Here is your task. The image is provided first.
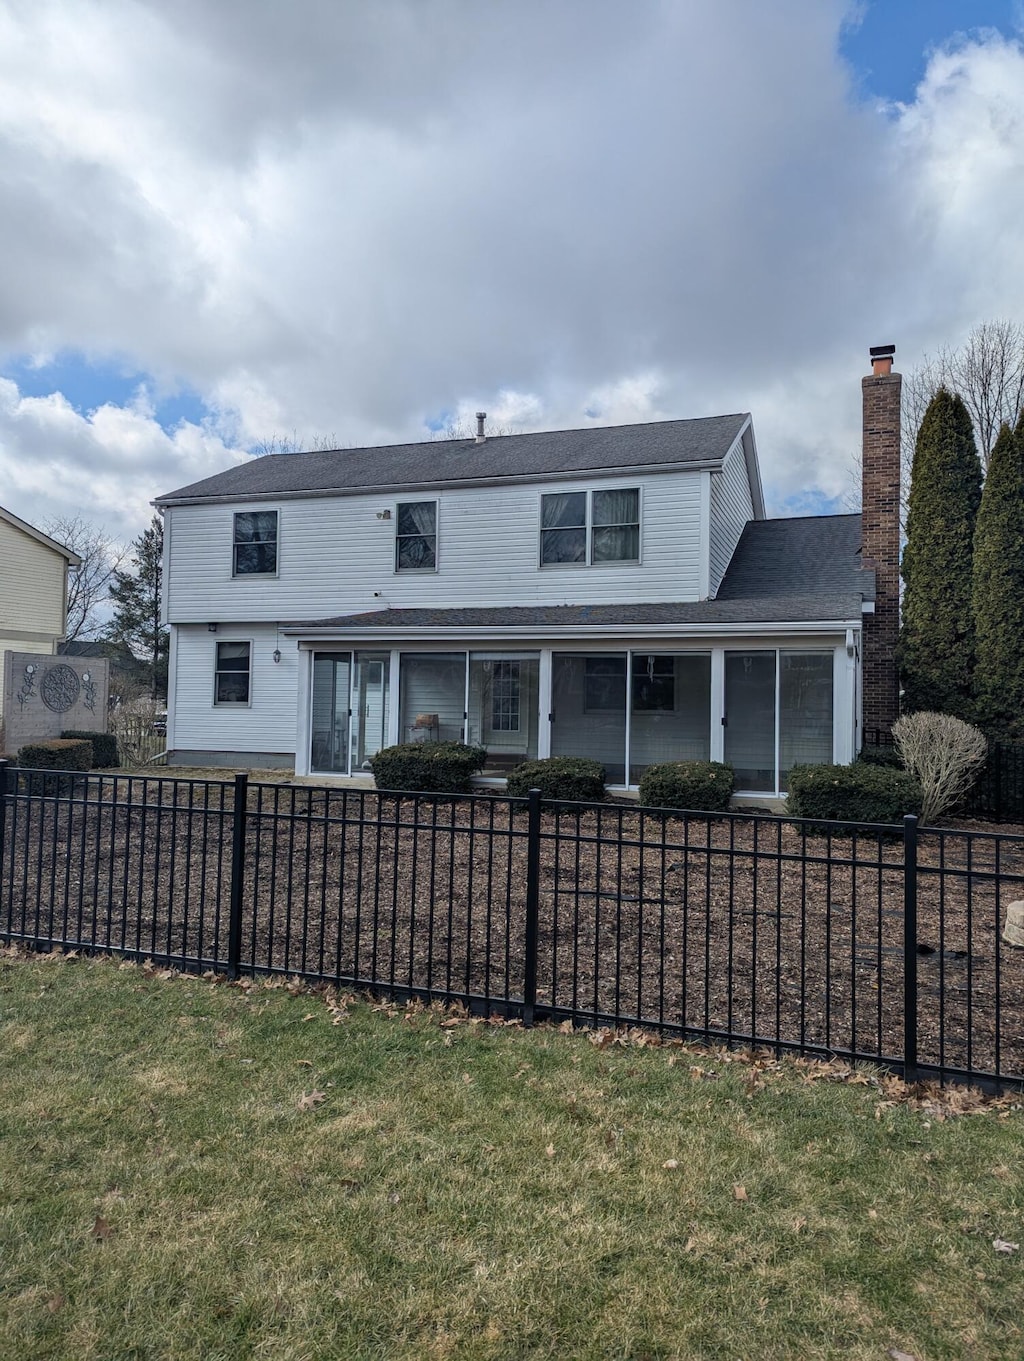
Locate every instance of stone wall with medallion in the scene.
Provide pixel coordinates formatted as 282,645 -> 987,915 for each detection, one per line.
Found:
2,651 -> 109,752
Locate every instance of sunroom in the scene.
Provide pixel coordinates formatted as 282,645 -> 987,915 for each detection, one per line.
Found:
286,614 -> 860,800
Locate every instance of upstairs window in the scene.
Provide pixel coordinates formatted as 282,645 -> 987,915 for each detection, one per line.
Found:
541,489 -> 639,566
233,511 -> 278,575
396,501 -> 437,571
215,641 -> 251,705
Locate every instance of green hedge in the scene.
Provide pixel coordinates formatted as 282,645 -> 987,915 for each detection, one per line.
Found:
17,739 -> 93,772
505,757 -> 606,803
786,761 -> 923,826
62,729 -> 119,768
369,741 -> 486,794
638,760 -> 734,813
16,739 -> 93,796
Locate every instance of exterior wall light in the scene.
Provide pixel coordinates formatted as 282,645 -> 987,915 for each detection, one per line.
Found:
273,649 -> 282,664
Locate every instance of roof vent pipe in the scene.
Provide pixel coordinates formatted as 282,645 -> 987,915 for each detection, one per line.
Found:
475,412 -> 486,444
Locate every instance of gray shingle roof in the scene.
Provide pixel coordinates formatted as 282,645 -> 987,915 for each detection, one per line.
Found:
716,513 -> 870,601
156,414 -> 751,504
281,513 -> 870,633
282,594 -> 866,632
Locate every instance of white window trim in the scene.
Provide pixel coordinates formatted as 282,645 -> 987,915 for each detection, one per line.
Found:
394,499 -> 439,574
213,637 -> 254,707
231,509 -> 280,580
538,487 -> 642,569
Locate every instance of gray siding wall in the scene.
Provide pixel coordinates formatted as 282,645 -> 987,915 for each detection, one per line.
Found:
708,441 -> 754,597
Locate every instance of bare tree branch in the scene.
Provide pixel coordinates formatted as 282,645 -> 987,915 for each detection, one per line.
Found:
44,515 -> 128,643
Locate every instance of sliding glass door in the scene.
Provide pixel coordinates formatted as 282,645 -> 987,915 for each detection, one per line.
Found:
725,650 -> 834,794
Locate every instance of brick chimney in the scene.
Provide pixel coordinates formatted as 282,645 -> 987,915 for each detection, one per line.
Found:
861,344 -> 901,739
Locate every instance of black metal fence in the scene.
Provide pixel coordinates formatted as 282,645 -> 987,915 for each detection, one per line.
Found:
863,728 -> 1024,823
2,761 -> 1023,1089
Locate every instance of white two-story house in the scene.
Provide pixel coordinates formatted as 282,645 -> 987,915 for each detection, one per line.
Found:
156,351 -> 902,798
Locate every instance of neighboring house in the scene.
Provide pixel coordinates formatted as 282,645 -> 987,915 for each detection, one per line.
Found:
154,349 -> 901,800
0,505 -> 81,723
58,640 -> 151,704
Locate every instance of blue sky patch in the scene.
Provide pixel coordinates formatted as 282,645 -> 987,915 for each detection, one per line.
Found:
840,0 -> 1021,104
1,351 -> 209,432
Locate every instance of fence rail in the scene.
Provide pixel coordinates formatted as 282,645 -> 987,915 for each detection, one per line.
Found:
2,760 -> 1023,1089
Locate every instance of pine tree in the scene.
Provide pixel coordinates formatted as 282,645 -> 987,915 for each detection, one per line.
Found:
972,416 -> 1024,735
106,515 -> 168,700
898,388 -> 982,718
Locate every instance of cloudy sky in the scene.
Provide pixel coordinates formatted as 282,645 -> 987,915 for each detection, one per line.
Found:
1,0 -> 1023,545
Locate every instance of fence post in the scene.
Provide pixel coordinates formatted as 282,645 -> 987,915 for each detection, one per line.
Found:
903,813 -> 919,1084
522,787 -> 542,1027
0,760 -> 8,926
226,772 -> 249,980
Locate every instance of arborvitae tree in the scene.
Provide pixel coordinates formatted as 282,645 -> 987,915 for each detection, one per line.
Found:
899,388 -> 983,718
972,416 -> 1024,735
106,515 -> 168,700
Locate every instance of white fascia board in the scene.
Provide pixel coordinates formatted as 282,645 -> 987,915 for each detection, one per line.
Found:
287,619 -> 862,646
153,459 -> 726,509
735,417 -> 766,521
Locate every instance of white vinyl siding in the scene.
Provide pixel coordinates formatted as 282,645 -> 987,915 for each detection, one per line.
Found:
162,471 -> 704,623
169,624 -> 299,752
708,440 -> 754,597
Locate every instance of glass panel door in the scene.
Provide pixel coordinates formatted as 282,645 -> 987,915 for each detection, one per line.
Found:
724,652 -> 777,792
311,653 -> 352,773
468,652 -> 540,773
779,652 -> 833,790
399,653 -> 467,745
551,653 -> 626,784
351,652 -> 391,772
628,653 -> 712,784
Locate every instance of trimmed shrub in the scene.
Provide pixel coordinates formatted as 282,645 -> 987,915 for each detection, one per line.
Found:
786,761 -> 923,826
369,741 -> 486,794
505,757 -> 606,803
856,744 -> 902,769
638,760 -> 734,813
17,739 -> 93,772
16,739 -> 93,797
62,729 -> 120,768
893,711 -> 988,824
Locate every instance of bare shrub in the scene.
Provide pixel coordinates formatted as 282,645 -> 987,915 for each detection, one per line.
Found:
109,697 -> 167,767
892,711 -> 988,824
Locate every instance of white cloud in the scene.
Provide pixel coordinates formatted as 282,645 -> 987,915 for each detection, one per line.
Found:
0,4 -> 1022,533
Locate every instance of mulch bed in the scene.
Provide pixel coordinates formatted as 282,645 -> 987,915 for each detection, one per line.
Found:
3,775 -> 1023,1082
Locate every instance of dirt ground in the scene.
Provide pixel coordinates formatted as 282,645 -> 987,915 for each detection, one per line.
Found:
3,769 -> 1023,1082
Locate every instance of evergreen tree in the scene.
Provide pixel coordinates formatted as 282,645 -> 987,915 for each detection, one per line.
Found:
899,388 -> 982,718
972,416 -> 1024,735
106,515 -> 168,700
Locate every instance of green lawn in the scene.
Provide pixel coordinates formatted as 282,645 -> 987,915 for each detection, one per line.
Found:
0,952 -> 1021,1360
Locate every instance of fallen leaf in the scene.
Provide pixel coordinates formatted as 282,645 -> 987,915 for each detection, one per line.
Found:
887,1350 -> 918,1361
868,1209 -> 879,1220
993,1238 -> 1019,1254
662,1159 -> 679,1170
91,1215 -> 112,1240
733,1184 -> 748,1202
545,1144 -> 555,1159
301,1013 -> 316,1022
791,1216 -> 807,1233
388,1192 -> 401,1205
45,1294 -> 65,1313
295,1059 -> 313,1068
558,1019 -> 574,1034
682,1236 -> 696,1253
462,1072 -> 473,1085
297,1089 -> 325,1111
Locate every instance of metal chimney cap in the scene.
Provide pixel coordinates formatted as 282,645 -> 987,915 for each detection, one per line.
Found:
475,412 -> 487,443
869,344 -> 896,358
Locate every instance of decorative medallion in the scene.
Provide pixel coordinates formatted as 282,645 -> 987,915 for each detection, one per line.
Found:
40,664 -> 81,714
